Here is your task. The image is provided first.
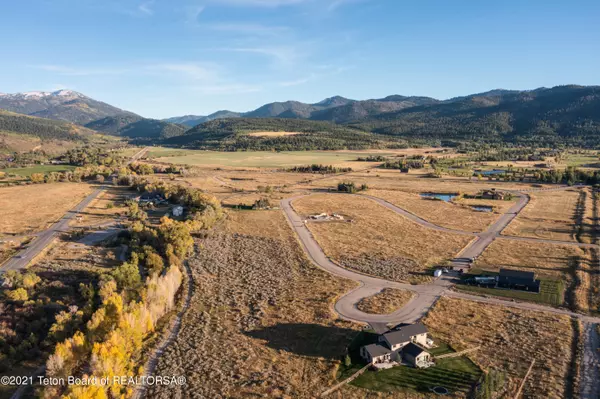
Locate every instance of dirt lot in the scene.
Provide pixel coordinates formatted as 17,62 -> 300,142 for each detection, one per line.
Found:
424,297 -> 576,399
504,189 -> 590,242
147,210 -> 360,399
356,288 -> 415,315
293,194 -> 472,283
0,183 -> 94,236
366,189 -> 511,232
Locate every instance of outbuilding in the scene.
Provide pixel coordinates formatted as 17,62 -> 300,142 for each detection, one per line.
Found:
497,269 -> 540,292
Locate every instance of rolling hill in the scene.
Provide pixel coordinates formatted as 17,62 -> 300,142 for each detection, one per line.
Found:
0,109 -> 98,155
351,85 -> 600,146
163,118 -> 404,151
164,110 -> 243,127
0,90 -> 132,125
86,115 -> 187,140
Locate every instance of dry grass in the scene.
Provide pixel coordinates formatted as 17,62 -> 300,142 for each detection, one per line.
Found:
247,131 -> 302,137
71,186 -> 130,227
356,288 -> 414,314
0,183 -> 94,236
147,210 -> 360,399
0,236 -> 32,265
307,170 -> 551,193
475,238 -> 595,311
476,238 -> 584,278
293,194 -> 472,282
504,189 -> 588,242
367,189 -> 511,232
424,297 -> 575,399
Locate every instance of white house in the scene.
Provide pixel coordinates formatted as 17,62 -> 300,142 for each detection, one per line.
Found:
360,323 -> 433,368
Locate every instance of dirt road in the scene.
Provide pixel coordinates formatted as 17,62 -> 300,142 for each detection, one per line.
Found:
580,322 -> 600,399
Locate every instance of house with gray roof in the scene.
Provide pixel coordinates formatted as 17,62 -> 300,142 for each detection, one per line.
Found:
360,323 -> 433,368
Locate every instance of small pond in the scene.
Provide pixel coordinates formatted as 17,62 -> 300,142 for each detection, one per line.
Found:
420,193 -> 458,202
475,169 -> 507,176
471,205 -> 493,212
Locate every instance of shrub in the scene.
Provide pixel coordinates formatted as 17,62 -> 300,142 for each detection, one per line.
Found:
6,288 -> 29,301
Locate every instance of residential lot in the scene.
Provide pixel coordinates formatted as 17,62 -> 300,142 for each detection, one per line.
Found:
293,194 -> 472,283
424,297 -> 576,399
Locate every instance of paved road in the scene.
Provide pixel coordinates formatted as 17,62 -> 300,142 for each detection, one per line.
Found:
0,147 -> 149,272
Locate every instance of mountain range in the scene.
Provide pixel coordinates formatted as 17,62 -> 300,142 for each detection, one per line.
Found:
0,85 -> 599,150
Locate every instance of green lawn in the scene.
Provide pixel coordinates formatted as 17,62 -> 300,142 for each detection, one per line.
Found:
456,269 -> 564,306
339,331 -> 482,395
2,164 -> 76,177
564,154 -> 600,167
147,147 -> 398,168
351,357 -> 482,394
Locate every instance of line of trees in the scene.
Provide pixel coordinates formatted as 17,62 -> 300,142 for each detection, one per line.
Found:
286,164 -> 352,174
41,179 -> 223,398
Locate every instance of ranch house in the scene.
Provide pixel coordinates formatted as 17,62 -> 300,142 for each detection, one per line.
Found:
360,323 -> 433,368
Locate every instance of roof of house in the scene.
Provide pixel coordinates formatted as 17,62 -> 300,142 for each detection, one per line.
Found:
499,269 -> 535,281
383,323 -> 428,345
401,342 -> 429,358
364,343 -> 391,358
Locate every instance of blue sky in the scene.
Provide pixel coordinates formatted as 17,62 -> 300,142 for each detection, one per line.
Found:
1,0 -> 599,118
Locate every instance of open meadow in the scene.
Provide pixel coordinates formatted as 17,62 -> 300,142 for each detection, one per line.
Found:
503,188 -> 593,242
292,194 -> 473,282
366,189 -> 513,233
146,146 -> 443,169
0,183 -> 93,237
147,209 -> 360,398
424,297 -> 576,399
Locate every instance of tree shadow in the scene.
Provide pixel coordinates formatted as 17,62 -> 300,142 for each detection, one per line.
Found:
244,323 -> 358,359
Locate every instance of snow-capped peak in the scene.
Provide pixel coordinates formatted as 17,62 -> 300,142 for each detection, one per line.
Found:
52,89 -> 80,97
0,89 -> 84,99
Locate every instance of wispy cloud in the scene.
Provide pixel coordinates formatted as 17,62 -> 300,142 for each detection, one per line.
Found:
277,65 -> 353,87
31,64 -> 128,76
138,1 -> 154,15
225,46 -> 301,65
147,62 -> 261,95
210,0 -> 309,7
205,23 -> 289,36
184,5 -> 205,26
146,63 -> 220,81
192,83 -> 262,95
278,75 -> 314,87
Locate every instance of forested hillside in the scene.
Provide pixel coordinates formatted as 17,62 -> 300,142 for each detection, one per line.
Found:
164,118 -> 406,150
351,85 -> 600,146
86,115 -> 186,140
0,110 -> 95,140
